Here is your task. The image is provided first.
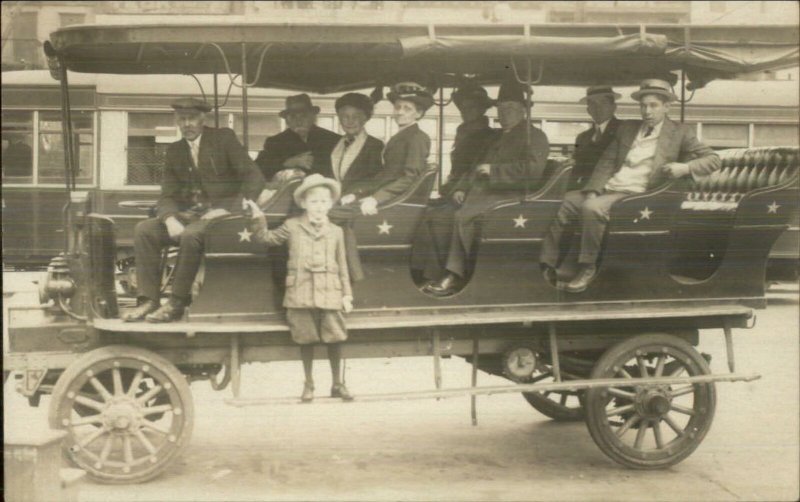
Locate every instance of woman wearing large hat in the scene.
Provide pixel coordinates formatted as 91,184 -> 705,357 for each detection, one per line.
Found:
357,82 -> 433,216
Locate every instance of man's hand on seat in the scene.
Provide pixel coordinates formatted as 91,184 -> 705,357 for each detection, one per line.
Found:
475,163 -> 492,177
452,190 -> 466,205
200,208 -> 231,221
359,196 -> 379,215
662,162 -> 690,179
340,194 -> 357,205
165,216 -> 186,241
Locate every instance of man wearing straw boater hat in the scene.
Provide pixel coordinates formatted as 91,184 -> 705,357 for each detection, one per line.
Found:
122,97 -> 265,323
567,86 -> 622,191
255,93 -> 340,182
540,79 -> 720,293
423,77 -> 550,296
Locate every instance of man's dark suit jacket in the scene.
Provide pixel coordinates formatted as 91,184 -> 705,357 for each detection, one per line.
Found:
255,125 -> 341,181
156,126 -> 265,221
584,118 -> 721,194
338,135 -> 386,199
568,117 -> 620,191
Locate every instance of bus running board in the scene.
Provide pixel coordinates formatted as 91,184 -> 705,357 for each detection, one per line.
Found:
225,372 -> 761,407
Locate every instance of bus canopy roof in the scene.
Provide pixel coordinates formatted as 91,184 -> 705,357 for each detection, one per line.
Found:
47,22 -> 799,93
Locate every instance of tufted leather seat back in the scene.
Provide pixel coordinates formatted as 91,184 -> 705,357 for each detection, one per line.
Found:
682,147 -> 799,211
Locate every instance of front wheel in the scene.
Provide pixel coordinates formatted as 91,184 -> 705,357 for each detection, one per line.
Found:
48,345 -> 194,484
584,334 -> 716,469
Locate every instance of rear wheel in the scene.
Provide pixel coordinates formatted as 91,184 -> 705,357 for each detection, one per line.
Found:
584,334 -> 716,469
48,345 -> 194,484
522,365 -> 585,421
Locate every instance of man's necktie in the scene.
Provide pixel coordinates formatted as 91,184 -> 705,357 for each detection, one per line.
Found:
592,127 -> 601,143
644,126 -> 655,138
344,136 -> 355,149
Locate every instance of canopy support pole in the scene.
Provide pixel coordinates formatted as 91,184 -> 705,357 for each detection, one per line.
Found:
680,70 -> 686,124
57,56 -> 74,254
524,57 -> 533,197
213,72 -> 220,129
470,337 -> 479,426
437,86 -> 445,192
240,43 -> 249,151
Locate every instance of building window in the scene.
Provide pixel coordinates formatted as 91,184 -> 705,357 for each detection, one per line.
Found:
59,13 -> 86,27
38,111 -> 94,185
127,113 -> 177,186
701,123 -> 749,149
753,124 -> 800,147
1,111 -> 34,183
11,12 -> 39,68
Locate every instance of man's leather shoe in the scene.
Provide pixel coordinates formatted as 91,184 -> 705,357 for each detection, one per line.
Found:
331,383 -> 354,401
301,381 -> 314,402
122,299 -> 160,322
565,264 -> 597,293
541,265 -> 558,286
424,273 -> 463,296
145,298 -> 186,323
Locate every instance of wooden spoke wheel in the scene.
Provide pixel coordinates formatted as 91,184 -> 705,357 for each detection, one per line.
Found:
522,365 -> 586,422
584,334 -> 716,469
48,345 -> 194,484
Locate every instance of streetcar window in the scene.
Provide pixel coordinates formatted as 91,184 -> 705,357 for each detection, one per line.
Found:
231,113 -> 281,157
701,123 -> 749,149
542,120 -> 592,152
1,111 -> 34,183
127,113 -> 177,186
363,116 -> 387,140
753,124 -> 799,147
37,110 -> 94,185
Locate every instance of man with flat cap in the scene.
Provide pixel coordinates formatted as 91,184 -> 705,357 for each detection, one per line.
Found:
122,97 -> 265,323
423,79 -> 550,296
540,79 -> 720,293
567,86 -> 622,191
255,93 -> 340,182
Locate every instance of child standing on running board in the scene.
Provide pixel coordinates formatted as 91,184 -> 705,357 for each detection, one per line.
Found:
244,174 -> 354,402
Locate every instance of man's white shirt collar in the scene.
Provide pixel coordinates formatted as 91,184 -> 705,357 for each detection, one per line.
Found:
638,119 -> 664,140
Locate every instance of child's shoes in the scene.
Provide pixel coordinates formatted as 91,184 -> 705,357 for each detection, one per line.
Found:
331,383 -> 354,401
301,381 -> 314,402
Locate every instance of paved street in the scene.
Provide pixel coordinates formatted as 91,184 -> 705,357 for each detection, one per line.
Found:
3,274 -> 798,501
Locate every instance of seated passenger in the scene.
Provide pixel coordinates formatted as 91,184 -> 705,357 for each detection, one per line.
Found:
423,79 -> 550,296
540,79 -> 721,293
255,93 -> 340,182
356,82 -> 433,216
440,82 -> 501,202
567,86 -> 621,191
121,97 -> 265,323
331,92 -> 385,205
410,82 -> 499,284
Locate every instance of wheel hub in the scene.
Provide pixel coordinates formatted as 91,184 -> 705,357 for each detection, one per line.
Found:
634,387 -> 672,419
104,398 -> 141,431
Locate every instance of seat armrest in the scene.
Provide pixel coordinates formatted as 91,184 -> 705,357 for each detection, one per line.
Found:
376,166 -> 438,211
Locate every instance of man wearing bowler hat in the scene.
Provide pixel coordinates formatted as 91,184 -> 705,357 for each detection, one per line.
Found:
122,97 -> 265,323
423,78 -> 550,296
255,93 -> 340,182
567,86 -> 622,191
540,79 -> 720,293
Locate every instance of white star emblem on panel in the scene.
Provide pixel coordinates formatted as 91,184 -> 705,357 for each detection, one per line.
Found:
513,214 -> 528,228
377,220 -> 393,235
238,228 -> 253,242
639,207 -> 653,220
767,201 -> 780,214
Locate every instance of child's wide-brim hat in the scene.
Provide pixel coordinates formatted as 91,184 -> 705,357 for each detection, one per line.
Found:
293,174 -> 341,206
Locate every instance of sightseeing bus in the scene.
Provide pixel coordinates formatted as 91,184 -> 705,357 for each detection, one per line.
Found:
3,69 -> 798,275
